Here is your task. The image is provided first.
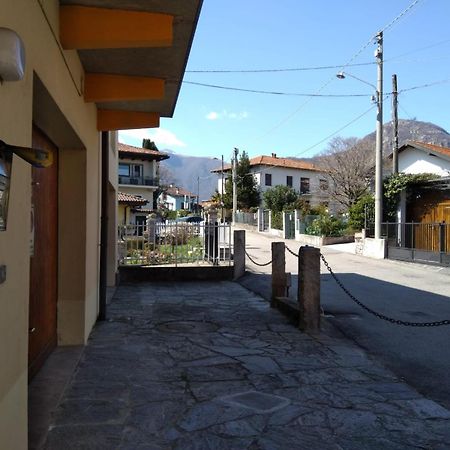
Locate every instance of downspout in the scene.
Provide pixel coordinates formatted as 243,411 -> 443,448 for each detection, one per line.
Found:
98,131 -> 109,321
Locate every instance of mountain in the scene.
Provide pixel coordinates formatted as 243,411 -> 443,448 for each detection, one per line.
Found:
160,150 -> 222,201
160,120 -> 450,201
361,119 -> 450,154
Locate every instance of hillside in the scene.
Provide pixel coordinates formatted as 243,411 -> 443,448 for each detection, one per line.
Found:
160,120 -> 450,201
361,119 -> 450,154
160,150 -> 223,201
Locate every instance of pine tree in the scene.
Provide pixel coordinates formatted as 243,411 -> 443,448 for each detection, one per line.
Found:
142,138 -> 158,151
222,151 -> 260,210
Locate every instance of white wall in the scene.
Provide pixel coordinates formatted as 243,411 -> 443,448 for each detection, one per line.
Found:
219,165 -> 338,212
399,148 -> 450,176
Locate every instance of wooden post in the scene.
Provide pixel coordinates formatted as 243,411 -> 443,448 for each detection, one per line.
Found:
233,230 -> 246,280
298,246 -> 320,333
271,242 -> 286,308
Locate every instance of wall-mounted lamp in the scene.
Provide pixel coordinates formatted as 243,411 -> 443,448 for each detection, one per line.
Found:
0,140 -> 53,231
0,28 -> 25,83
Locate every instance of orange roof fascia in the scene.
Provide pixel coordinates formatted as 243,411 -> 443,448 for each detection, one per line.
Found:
84,74 -> 165,103
97,110 -> 160,131
60,6 -> 173,49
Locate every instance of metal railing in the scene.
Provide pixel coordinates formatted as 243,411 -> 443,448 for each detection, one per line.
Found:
235,211 -> 257,226
118,176 -> 158,186
118,221 -> 232,266
382,222 -> 449,252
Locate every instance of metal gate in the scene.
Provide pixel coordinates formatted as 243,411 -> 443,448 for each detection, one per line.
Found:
284,211 -> 295,239
382,222 -> 450,266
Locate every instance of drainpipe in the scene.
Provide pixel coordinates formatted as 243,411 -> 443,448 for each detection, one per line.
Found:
98,132 -> 109,321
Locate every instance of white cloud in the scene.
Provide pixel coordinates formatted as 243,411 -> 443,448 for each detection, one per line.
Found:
206,111 -> 219,120
205,110 -> 249,121
119,128 -> 186,148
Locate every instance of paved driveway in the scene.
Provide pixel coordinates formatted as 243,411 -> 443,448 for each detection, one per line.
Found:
44,281 -> 450,449
240,229 -> 450,409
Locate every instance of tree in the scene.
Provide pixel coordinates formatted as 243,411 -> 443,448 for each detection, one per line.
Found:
222,151 -> 260,210
142,138 -> 158,151
263,185 -> 299,212
317,136 -> 375,209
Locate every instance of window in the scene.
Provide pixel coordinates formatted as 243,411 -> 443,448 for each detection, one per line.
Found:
265,173 -> 272,186
118,163 -> 130,177
132,164 -> 143,178
300,177 -> 310,194
319,178 -> 329,191
286,176 -> 293,187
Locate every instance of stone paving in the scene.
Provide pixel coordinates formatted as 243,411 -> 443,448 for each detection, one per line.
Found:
45,281 -> 450,449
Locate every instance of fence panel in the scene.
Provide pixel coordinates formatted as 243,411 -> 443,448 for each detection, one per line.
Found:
118,222 -> 232,266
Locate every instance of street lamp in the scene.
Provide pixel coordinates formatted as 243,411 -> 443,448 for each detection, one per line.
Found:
336,31 -> 383,239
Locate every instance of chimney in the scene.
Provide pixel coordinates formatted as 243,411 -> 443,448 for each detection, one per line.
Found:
271,153 -> 277,158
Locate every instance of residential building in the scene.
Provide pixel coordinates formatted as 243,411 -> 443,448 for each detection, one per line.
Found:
118,142 -> 169,211
396,141 -> 450,176
158,185 -> 197,211
0,1 -> 202,447
213,153 -> 338,212
118,192 -> 148,226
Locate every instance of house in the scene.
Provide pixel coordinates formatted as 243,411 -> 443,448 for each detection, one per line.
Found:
118,192 -> 148,226
387,141 -> 450,264
212,153 -> 338,212
396,141 -> 450,176
0,1 -> 202,448
158,185 -> 197,211
118,142 -> 169,210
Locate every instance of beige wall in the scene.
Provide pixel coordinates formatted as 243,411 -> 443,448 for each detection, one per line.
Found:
0,0 -> 115,446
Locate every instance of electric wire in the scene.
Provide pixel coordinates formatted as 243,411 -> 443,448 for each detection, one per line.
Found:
182,81 -> 369,97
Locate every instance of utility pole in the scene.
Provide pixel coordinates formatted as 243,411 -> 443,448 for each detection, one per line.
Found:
197,175 -> 200,213
374,31 -> 383,240
232,147 -> 239,225
221,155 -> 224,222
392,74 -> 399,174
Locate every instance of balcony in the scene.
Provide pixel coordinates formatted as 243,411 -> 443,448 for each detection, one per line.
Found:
119,176 -> 159,187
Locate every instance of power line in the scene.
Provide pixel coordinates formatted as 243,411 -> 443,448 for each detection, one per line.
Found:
185,61 -> 376,74
185,37 -> 450,74
183,80 -> 369,97
183,77 -> 450,98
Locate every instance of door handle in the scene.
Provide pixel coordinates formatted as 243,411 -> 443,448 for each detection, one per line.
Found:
29,327 -> 36,333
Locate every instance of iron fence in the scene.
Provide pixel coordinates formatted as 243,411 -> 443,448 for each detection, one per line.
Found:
118,221 -> 233,266
381,222 -> 449,266
234,211 -> 257,226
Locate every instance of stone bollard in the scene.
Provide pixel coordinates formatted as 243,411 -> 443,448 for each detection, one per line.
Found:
233,230 -> 246,280
271,242 -> 286,308
298,246 -> 321,333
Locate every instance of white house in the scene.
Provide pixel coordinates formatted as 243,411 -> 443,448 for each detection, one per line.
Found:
396,141 -> 450,176
213,153 -> 338,213
118,142 -> 169,209
158,185 -> 197,211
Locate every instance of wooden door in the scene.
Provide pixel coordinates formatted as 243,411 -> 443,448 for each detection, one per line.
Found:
28,128 -> 58,379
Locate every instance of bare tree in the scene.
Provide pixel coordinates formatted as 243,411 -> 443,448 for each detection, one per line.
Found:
318,136 -> 375,209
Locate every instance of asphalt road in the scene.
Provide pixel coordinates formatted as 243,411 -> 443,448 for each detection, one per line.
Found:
239,228 -> 450,409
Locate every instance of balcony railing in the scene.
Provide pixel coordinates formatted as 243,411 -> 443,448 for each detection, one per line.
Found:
119,176 -> 159,186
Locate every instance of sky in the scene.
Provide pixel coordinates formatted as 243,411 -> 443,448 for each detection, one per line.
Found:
119,0 -> 450,164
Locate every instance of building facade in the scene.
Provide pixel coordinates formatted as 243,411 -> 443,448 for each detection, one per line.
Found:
118,142 -> 169,216
158,186 -> 197,211
214,154 -> 338,213
0,1 -> 202,447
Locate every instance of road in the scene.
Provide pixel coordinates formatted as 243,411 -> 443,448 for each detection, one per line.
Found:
238,228 -> 450,409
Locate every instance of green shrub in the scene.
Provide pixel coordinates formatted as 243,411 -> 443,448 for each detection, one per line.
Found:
348,194 -> 374,231
305,214 -> 345,237
271,211 -> 283,230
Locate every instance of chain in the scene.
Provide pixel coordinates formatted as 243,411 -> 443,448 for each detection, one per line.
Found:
320,253 -> 450,327
244,250 -> 273,267
285,245 -> 299,258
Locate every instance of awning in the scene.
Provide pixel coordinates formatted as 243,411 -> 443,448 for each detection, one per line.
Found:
59,0 -> 203,131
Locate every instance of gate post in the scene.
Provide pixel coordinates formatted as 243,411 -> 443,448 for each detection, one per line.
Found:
233,230 -> 246,280
298,246 -> 320,333
271,242 -> 286,308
